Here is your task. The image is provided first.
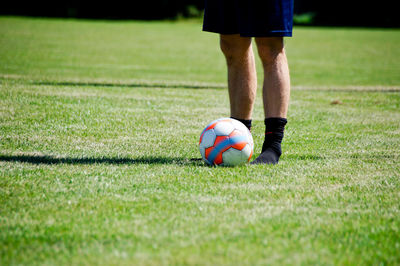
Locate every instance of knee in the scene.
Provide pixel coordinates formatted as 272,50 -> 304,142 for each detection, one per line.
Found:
220,36 -> 252,64
256,37 -> 285,66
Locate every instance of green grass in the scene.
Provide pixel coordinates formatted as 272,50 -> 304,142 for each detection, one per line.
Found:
1,16 -> 400,265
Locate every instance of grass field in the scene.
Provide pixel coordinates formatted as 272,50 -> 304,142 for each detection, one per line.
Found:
1,16 -> 400,265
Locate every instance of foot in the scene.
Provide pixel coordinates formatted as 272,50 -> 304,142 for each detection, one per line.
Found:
250,147 -> 281,165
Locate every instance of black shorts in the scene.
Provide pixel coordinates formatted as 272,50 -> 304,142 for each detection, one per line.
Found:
203,0 -> 294,37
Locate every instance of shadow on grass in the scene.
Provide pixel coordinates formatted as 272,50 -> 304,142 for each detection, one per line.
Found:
0,154 -> 329,166
0,154 -> 204,166
33,81 -> 224,90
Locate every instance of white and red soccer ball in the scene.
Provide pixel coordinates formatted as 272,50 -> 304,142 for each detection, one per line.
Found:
199,118 -> 254,166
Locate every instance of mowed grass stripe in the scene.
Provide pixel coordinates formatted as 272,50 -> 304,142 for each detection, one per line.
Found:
1,81 -> 399,157
1,16 -> 400,86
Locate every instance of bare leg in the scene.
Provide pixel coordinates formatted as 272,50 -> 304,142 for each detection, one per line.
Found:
220,34 -> 257,120
251,37 -> 290,165
255,37 -> 290,118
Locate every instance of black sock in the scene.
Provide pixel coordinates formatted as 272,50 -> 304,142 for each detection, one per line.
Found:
231,117 -> 252,131
251,117 -> 287,165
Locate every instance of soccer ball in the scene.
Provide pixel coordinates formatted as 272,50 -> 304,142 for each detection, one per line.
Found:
199,118 -> 254,166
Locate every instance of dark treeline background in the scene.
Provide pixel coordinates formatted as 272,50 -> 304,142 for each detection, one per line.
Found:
1,0 -> 398,27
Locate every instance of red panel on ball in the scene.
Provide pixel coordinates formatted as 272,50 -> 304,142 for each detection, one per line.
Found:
205,146 -> 213,159
214,145 -> 232,165
228,129 -> 241,138
231,141 -> 247,150
214,135 -> 229,147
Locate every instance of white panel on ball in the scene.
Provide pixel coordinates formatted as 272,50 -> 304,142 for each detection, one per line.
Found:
246,133 -> 254,149
222,148 -> 246,166
201,129 -> 216,148
231,119 -> 248,132
213,121 -> 234,136
241,144 -> 252,161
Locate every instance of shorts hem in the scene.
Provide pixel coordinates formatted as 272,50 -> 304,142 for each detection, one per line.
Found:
203,28 -> 292,37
